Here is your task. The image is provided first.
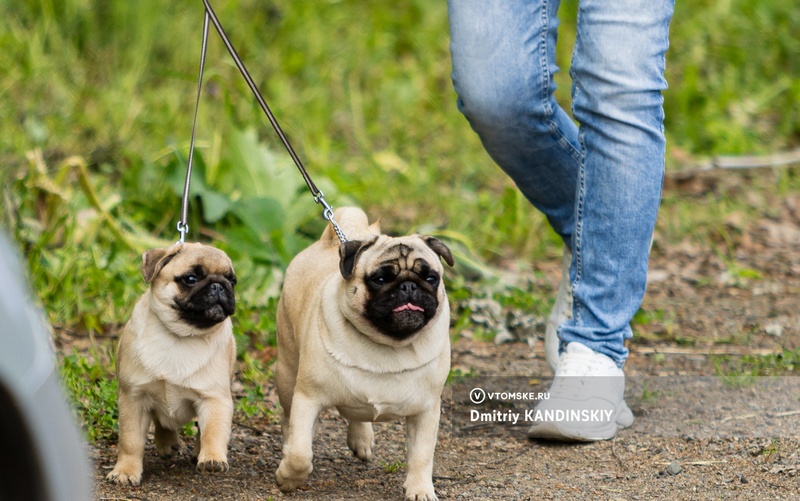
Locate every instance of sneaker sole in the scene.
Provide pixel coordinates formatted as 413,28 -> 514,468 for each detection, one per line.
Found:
526,402 -> 634,442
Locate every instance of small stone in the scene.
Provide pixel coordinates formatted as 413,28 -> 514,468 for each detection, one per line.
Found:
666,461 -> 683,475
765,323 -> 783,338
647,269 -> 669,283
493,328 -> 514,345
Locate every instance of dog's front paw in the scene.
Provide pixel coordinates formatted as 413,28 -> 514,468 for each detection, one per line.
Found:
347,422 -> 374,462
404,478 -> 438,501
196,459 -> 229,474
275,458 -> 313,492
106,463 -> 143,486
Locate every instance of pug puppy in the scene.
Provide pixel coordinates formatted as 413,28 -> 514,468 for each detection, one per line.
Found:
275,207 -> 454,501
106,242 -> 237,486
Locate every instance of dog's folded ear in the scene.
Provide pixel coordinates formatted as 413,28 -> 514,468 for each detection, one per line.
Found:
142,244 -> 183,283
423,236 -> 455,267
339,239 -> 376,279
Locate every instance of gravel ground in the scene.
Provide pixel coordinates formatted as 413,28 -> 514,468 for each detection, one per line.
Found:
91,337 -> 800,500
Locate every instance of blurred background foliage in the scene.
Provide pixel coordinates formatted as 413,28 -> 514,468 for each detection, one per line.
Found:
1,0 -> 798,348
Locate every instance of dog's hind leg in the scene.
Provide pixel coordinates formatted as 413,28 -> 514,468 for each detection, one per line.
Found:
346,421 -> 374,461
191,425 -> 201,463
153,417 -> 181,459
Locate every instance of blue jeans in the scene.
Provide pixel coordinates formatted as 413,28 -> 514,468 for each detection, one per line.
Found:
448,0 -> 674,367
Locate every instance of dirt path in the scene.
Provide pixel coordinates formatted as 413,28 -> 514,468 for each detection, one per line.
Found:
90,341 -> 800,500
92,234 -> 800,500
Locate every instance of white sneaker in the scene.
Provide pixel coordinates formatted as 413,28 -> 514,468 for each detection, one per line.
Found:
527,342 -> 634,441
545,247 -> 572,374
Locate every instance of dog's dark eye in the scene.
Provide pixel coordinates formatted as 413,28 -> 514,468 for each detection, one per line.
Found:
182,274 -> 198,287
368,271 -> 396,289
425,273 -> 440,286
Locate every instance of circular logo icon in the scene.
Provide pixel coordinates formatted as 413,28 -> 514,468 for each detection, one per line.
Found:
470,387 -> 486,404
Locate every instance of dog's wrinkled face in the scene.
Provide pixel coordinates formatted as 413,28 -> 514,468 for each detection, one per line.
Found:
143,243 -> 237,332
339,235 -> 454,344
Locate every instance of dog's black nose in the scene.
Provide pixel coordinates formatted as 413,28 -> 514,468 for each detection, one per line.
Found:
209,282 -> 223,296
399,281 -> 417,294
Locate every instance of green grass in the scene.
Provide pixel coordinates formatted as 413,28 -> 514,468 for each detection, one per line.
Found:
382,460 -> 406,474
446,367 -> 476,386
664,1 -> 800,156
759,439 -> 782,458
236,352 -> 275,419
637,380 -> 662,403
60,349 -> 118,442
713,348 -> 800,380
1,0 -> 800,440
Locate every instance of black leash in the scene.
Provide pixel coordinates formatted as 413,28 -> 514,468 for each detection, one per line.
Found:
177,0 -> 348,244
177,10 -> 209,243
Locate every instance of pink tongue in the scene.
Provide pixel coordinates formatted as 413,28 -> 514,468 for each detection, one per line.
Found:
393,303 -> 424,313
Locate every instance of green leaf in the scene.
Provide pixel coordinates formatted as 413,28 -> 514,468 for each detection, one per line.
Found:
232,196 -> 286,237
198,189 -> 232,224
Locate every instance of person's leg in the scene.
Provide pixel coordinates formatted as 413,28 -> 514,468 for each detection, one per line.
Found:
561,0 -> 675,367
528,0 -> 674,441
449,0 -> 672,375
447,0 -> 580,243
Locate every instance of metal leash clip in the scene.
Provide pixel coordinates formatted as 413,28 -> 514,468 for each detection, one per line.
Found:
314,192 -> 348,243
176,221 -> 190,244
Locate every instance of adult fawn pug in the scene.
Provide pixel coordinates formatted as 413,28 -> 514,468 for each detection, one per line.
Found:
275,207 -> 454,500
107,243 -> 237,486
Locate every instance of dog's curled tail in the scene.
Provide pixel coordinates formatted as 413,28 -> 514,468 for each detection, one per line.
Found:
321,206 -> 381,244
